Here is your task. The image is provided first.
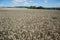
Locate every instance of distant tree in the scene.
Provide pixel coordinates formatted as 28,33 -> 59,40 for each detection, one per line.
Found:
36,6 -> 44,9
27,6 -> 44,9
28,6 -> 37,9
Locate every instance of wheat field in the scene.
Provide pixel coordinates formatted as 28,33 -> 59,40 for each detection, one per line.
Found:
0,8 -> 60,40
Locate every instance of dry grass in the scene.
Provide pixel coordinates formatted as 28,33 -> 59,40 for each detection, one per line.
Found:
0,8 -> 60,40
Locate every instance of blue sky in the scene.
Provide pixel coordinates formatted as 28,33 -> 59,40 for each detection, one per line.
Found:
0,0 -> 60,7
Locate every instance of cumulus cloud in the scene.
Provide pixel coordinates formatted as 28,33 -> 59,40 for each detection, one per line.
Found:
12,0 -> 33,6
0,4 -> 4,7
44,0 -> 48,3
55,3 -> 60,7
29,0 -> 33,3
13,0 -> 26,2
12,0 -> 27,4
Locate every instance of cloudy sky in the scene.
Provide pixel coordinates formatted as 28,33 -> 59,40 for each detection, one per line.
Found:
0,0 -> 60,7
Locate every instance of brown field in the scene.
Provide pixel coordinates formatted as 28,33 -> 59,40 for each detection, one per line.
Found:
0,8 -> 60,40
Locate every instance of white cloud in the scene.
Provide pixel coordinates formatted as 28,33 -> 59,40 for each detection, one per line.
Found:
55,3 -> 60,7
0,4 -> 4,7
12,0 -> 27,4
44,0 -> 48,3
12,0 -> 33,6
29,1 -> 33,3
13,0 -> 26,2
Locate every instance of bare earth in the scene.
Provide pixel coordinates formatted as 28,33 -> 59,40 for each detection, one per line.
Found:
0,8 -> 60,40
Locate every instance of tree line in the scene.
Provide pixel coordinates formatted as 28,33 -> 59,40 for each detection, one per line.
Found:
1,6 -> 60,10
26,6 -> 60,10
